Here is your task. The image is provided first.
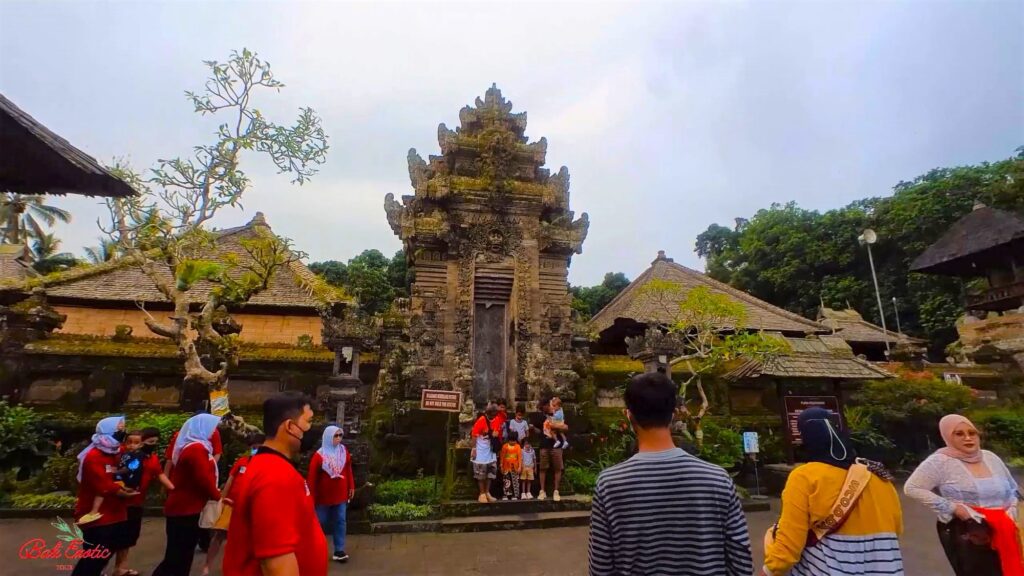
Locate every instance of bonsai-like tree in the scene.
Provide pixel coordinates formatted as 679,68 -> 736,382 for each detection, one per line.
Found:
637,281 -> 783,447
101,49 -> 329,418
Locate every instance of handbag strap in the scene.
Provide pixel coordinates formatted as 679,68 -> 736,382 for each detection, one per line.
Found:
810,462 -> 872,540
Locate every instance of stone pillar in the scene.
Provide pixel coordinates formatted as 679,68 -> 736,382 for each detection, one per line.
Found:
625,327 -> 685,378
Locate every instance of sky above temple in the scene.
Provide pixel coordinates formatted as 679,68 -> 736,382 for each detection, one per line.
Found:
1,1 -> 1021,286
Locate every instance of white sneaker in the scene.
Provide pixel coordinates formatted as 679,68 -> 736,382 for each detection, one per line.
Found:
562,441 -> 570,449
537,491 -> 547,501
523,492 -> 532,500
553,440 -> 563,449
553,490 -> 561,502
486,493 -> 497,502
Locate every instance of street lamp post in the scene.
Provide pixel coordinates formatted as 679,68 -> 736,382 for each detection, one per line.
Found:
858,229 -> 890,355
892,297 -> 902,336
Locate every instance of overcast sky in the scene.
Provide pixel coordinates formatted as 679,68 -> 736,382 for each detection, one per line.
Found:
1,1 -> 1021,286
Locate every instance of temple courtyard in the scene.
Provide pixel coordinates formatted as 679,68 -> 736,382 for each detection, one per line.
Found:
2,488 -> 954,576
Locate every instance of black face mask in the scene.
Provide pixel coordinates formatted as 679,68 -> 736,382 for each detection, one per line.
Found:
140,444 -> 156,455
113,431 -> 127,443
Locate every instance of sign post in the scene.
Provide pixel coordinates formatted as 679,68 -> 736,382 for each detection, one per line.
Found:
420,389 -> 463,412
783,396 -> 841,446
743,431 -> 761,497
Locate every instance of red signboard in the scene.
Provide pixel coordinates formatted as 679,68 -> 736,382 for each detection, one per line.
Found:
783,396 -> 841,445
420,389 -> 463,412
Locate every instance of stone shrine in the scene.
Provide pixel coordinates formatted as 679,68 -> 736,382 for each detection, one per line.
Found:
383,85 -> 588,411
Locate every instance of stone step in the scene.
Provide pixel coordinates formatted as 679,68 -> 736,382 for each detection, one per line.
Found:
442,495 -> 591,517
438,510 -> 592,533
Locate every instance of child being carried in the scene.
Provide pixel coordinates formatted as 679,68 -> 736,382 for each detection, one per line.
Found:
543,397 -> 570,449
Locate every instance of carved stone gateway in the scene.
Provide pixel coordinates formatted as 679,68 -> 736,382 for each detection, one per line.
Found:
383,85 -> 588,408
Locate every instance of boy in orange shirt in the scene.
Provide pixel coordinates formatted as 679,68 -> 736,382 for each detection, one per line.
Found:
500,430 -> 523,501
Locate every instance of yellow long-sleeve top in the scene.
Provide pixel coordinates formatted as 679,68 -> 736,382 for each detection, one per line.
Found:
763,462 -> 905,576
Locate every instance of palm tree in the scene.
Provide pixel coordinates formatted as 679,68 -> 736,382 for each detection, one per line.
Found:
30,233 -> 77,274
0,192 -> 72,244
84,237 -> 120,263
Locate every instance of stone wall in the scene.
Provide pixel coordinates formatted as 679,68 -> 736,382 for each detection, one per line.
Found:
53,305 -> 323,345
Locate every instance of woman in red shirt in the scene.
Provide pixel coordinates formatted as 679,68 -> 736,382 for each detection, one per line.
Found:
306,425 -> 355,563
153,414 -> 221,576
73,416 -> 134,576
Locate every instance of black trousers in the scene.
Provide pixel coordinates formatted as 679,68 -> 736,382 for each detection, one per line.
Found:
72,522 -> 123,576
152,514 -> 201,576
937,519 -> 1003,576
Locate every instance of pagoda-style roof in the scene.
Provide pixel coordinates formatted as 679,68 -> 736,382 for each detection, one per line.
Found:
590,251 -> 827,337
0,93 -> 136,197
385,84 -> 588,258
0,213 -> 349,311
722,334 -> 895,380
910,204 -> 1024,277
818,307 -> 925,345
0,244 -> 36,282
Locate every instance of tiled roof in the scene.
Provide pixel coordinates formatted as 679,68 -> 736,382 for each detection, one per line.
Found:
818,307 -> 926,345
910,205 -> 1024,276
589,252 -> 827,335
0,244 -> 35,282
0,93 -> 136,197
0,213 -> 348,310
723,334 -> 895,380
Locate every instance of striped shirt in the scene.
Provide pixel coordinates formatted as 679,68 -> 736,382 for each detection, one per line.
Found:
588,447 -> 752,576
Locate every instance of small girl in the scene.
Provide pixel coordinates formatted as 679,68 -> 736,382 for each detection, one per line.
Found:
520,439 -> 536,500
544,397 -> 570,449
499,431 -> 523,501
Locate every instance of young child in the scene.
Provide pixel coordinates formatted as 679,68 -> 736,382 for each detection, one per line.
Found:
544,396 -> 570,449
520,438 -> 536,500
508,409 -> 529,447
113,428 -> 174,576
204,433 -> 265,576
499,431 -> 523,501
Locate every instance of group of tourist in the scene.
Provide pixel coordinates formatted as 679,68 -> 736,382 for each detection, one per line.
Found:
71,392 -> 356,576
470,396 -> 569,504
587,371 -> 1023,576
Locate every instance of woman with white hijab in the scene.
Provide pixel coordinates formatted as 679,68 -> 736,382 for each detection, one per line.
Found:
72,416 -> 132,576
153,414 -> 222,576
306,424 -> 355,563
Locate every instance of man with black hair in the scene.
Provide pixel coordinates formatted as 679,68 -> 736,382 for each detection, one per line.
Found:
223,392 -> 327,576
587,372 -> 752,576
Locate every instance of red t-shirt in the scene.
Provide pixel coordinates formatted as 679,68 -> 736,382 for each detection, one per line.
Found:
225,455 -> 251,503
164,443 -> 220,516
165,428 -> 223,464
306,452 -> 355,506
74,449 -> 128,527
493,412 -> 508,439
126,453 -> 163,508
223,447 -> 327,576
471,416 -> 490,438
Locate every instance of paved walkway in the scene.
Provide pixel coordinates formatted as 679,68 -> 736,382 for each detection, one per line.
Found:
2,491 -> 954,575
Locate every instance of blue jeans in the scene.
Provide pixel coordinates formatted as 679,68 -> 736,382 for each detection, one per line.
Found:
315,503 -> 347,553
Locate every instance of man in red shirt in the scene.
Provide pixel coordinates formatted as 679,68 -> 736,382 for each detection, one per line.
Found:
224,392 -> 326,576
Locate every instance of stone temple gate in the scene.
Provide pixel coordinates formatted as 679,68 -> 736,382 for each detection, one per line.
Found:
384,85 -> 589,409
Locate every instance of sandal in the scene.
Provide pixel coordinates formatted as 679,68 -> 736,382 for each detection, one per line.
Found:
114,570 -> 140,576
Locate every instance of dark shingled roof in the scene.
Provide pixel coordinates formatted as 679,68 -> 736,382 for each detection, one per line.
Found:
0,93 -> 135,197
722,334 -> 895,380
818,307 -> 926,345
910,205 -> 1024,276
0,213 -> 349,310
589,252 -> 827,335
0,244 -> 35,282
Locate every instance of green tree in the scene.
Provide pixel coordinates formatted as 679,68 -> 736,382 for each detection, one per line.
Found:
387,249 -> 409,296
570,271 -> 630,318
309,260 -> 347,286
311,249 -> 410,314
100,48 -> 329,410
0,193 -> 72,245
696,148 -> 1024,353
84,237 -> 120,264
30,233 -> 77,274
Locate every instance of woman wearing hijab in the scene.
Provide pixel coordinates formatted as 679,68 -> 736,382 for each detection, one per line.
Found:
307,424 -> 355,563
72,416 -> 134,576
905,414 -> 1023,576
762,407 -> 905,576
153,414 -> 222,576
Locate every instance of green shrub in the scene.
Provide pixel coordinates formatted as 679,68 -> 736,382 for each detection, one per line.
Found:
25,452 -> 80,493
374,476 -> 439,505
130,412 -> 191,456
564,466 -> 598,494
10,492 -> 77,510
697,420 -> 743,469
0,401 -> 52,472
367,502 -> 436,522
972,409 -> 1024,457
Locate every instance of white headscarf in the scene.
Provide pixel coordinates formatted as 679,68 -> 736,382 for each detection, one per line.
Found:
76,416 -> 124,482
171,414 -> 221,465
317,425 -> 347,479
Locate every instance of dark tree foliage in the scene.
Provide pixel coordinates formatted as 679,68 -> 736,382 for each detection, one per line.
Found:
310,249 -> 409,315
695,147 -> 1024,354
570,271 -> 631,319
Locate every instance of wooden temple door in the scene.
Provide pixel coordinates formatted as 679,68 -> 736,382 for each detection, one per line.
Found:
472,302 -> 507,406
